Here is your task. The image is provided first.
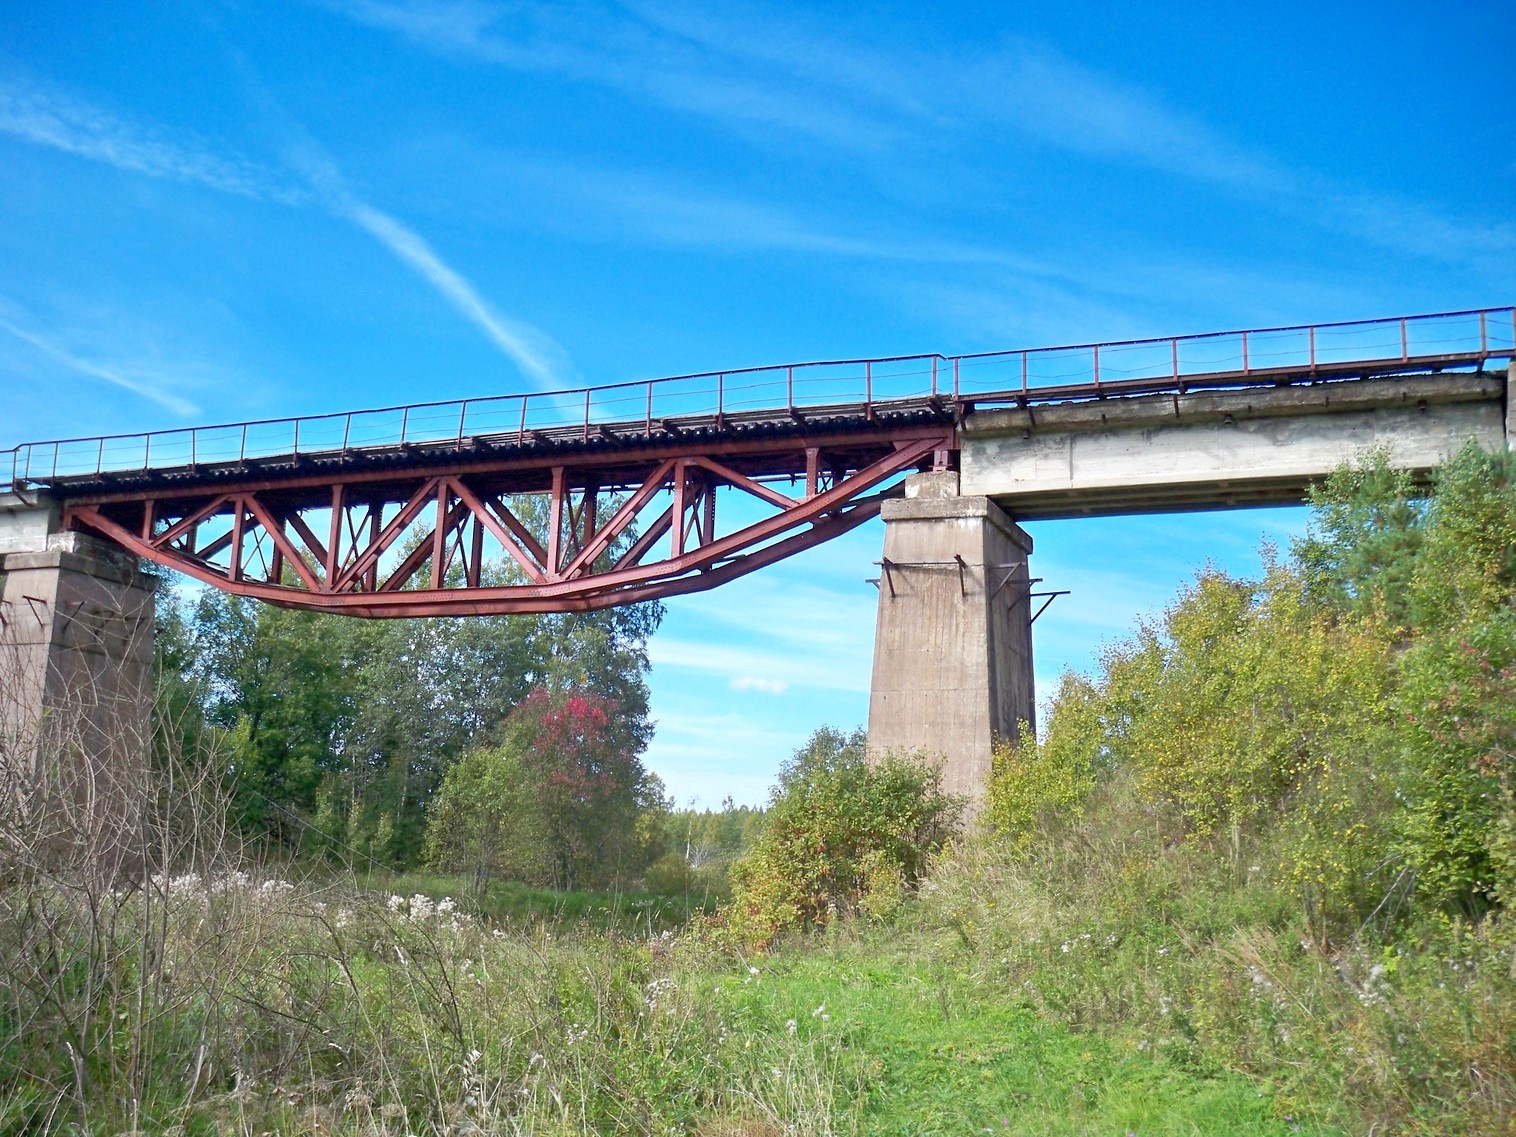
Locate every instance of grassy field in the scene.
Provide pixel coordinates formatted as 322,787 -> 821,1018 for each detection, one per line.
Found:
358,870 -> 716,932
4,827 -> 1511,1134
714,945 -> 1320,1135
0,856 -> 1345,1136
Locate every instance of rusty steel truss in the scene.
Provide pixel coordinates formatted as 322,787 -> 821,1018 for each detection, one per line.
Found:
61,414 -> 956,615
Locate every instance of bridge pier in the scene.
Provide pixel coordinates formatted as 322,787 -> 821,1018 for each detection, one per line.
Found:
1,494 -> 156,866
867,472 -> 1035,812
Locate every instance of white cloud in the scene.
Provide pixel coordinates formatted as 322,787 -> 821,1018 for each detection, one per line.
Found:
326,0 -> 899,149
328,2 -> 1511,267
276,112 -> 574,387
650,638 -> 869,695
0,316 -> 199,417
0,72 -> 572,388
730,675 -> 788,695
342,200 -> 566,387
0,77 -> 306,204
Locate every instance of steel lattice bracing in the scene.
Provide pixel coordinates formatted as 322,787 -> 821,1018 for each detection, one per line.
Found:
61,414 -> 956,615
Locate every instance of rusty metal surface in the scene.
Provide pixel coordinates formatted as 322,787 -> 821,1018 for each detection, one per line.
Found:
63,425 -> 953,615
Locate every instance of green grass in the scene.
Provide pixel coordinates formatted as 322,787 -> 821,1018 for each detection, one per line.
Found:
727,944 -> 1329,1136
5,842 -> 1509,1133
355,869 -> 716,931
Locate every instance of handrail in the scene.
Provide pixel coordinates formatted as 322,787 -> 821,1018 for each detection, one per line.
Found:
4,306 -> 1512,493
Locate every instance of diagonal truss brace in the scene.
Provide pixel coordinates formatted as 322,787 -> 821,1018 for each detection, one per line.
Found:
66,431 -> 952,615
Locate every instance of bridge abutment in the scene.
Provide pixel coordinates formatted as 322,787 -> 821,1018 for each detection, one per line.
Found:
867,472 -> 1035,813
1,495 -> 156,868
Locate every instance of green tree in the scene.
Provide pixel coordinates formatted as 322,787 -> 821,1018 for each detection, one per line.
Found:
428,687 -> 666,893
425,742 -> 544,895
1293,449 -> 1426,625
177,566 -> 661,863
725,728 -> 962,946
187,593 -> 355,846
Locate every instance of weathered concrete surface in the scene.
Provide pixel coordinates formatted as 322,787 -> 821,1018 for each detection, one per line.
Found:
1,495 -> 156,869
962,371 -> 1508,519
867,472 -> 1034,811
0,492 -> 61,555
1507,360 -> 1515,444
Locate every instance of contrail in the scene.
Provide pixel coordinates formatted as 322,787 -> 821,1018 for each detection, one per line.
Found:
0,318 -> 200,417
1,74 -> 572,388
343,200 -> 562,388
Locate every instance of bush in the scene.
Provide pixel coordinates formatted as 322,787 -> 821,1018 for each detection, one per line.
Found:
723,727 -> 962,947
985,674 -> 1106,849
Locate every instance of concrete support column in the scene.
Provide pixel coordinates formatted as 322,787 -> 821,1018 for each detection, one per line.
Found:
1,496 -> 156,867
867,472 -> 1035,811
1506,359 -> 1515,445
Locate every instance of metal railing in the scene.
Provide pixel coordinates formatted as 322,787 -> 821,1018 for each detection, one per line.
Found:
5,307 -> 1512,492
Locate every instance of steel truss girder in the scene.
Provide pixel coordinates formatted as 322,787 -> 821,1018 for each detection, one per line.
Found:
64,428 -> 954,615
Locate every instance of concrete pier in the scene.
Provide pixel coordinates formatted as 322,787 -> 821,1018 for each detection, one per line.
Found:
866,472 -> 1035,809
1,494 -> 156,866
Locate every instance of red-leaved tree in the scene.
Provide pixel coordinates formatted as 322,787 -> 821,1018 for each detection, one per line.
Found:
510,687 -> 662,891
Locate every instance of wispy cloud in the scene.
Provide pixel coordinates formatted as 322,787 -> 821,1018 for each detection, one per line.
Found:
325,0 -> 898,149
0,77 -> 307,204
329,1 -> 1512,267
730,675 -> 788,695
260,81 -> 575,387
342,198 -> 567,387
1,71 -> 571,387
0,315 -> 200,417
650,638 -> 869,695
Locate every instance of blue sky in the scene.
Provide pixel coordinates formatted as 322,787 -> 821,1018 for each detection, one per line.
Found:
2,1 -> 1511,804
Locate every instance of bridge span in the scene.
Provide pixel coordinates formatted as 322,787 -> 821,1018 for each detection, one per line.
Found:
3,307 -> 1512,803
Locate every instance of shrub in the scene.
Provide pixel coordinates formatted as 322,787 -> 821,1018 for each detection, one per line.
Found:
723,727 -> 962,947
985,674 -> 1106,849
1397,612 -> 1516,914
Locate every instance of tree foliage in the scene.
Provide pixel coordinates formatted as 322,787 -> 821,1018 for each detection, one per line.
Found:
725,728 -> 962,946
427,687 -> 667,893
992,442 -> 1516,940
165,553 -> 661,865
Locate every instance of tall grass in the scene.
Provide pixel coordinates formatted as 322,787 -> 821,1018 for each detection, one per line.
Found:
907,772 -> 1516,1134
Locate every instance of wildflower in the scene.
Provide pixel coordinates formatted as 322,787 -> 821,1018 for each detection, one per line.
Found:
786,1019 -> 797,1036
811,1004 -> 825,1017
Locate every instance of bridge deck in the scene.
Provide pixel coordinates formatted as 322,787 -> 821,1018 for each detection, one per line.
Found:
6,307 -> 1511,498
1,307 -> 1509,616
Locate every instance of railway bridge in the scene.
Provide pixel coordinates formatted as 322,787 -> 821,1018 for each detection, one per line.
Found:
3,307 -> 1513,803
